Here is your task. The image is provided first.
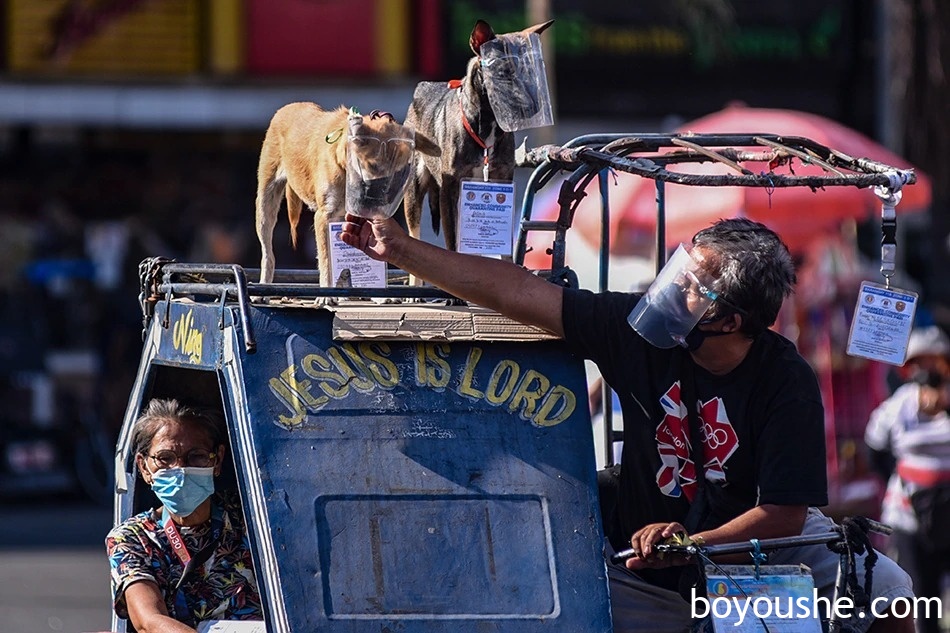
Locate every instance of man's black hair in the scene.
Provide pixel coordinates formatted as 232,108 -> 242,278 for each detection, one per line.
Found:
692,218 -> 796,337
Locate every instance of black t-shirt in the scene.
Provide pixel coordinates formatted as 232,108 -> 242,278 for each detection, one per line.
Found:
562,288 -> 828,545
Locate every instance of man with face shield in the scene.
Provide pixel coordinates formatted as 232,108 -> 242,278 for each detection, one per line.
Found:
340,215 -> 915,633
626,242 -> 750,351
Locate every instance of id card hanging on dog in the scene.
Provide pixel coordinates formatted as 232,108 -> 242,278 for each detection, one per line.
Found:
846,281 -> 918,365
457,179 -> 515,256
328,221 -> 387,288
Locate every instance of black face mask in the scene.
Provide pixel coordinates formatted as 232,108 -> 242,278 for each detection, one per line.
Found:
683,326 -> 732,351
682,309 -> 742,351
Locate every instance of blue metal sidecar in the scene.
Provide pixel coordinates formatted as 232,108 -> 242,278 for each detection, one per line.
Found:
110,261 -> 611,633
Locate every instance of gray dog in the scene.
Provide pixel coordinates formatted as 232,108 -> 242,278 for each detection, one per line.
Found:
403,19 -> 554,255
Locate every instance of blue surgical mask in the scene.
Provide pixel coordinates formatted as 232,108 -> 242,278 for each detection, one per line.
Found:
150,466 -> 215,517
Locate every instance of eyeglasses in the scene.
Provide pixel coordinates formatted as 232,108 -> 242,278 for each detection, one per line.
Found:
677,270 -> 748,316
147,449 -> 217,469
677,269 -> 718,301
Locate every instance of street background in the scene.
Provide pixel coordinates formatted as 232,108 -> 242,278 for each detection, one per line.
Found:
0,1 -> 947,632
0,498 -> 112,633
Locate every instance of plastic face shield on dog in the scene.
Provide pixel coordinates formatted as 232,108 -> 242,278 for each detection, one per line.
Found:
627,244 -> 723,349
479,32 -> 554,132
345,121 -> 415,219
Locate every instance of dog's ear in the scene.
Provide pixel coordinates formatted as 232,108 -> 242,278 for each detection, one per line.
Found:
470,20 -> 496,55
524,19 -> 554,36
413,131 -> 441,157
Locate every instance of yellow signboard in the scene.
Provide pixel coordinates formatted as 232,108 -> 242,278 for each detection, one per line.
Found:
7,0 -> 201,75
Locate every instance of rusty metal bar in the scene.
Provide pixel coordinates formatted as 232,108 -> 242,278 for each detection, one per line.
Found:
670,138 -> 754,175
753,136 -> 846,176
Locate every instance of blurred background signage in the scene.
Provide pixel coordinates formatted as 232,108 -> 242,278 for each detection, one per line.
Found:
2,0 -> 871,125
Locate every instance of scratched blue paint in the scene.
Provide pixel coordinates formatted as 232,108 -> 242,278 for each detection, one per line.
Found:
118,301 -> 612,632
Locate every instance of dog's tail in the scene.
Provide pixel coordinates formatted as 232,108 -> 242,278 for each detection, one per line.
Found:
286,187 -> 303,249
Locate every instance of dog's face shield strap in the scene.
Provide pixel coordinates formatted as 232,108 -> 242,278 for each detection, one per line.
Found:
480,33 -> 553,132
345,135 -> 415,219
626,244 -> 720,348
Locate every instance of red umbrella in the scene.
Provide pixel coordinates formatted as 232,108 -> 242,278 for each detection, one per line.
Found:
525,104 -> 932,263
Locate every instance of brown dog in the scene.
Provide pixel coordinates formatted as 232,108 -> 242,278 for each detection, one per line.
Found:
255,103 -> 438,288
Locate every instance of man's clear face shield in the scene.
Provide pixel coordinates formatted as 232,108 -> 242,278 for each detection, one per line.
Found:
627,244 -> 723,349
345,129 -> 415,219
479,32 -> 554,132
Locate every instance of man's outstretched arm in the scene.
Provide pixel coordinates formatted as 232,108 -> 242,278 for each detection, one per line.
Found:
339,215 -> 565,337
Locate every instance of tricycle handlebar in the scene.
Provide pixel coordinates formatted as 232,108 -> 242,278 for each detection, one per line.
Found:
609,518 -> 892,565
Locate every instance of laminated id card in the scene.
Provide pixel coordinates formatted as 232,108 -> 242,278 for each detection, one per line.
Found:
328,221 -> 387,288
703,565 -> 821,633
846,281 -> 918,365
457,179 -> 515,256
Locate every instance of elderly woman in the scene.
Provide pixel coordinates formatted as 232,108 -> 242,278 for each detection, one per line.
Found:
106,399 -> 262,632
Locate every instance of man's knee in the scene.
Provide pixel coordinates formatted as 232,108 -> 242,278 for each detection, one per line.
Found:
849,551 -> 915,633
863,551 -> 913,600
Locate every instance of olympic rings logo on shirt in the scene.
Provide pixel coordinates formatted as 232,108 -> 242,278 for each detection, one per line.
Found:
703,422 -> 730,449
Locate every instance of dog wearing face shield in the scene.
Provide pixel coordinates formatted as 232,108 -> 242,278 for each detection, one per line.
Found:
403,19 -> 554,259
255,104 -> 440,290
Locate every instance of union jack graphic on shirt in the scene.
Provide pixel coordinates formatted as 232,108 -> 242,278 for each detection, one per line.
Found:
655,381 -> 739,500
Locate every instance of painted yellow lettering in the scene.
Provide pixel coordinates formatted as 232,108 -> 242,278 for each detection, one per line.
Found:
186,331 -> 203,363
424,343 -> 451,389
457,346 -> 485,400
277,364 -> 327,409
268,364 -> 328,427
172,309 -> 191,351
330,345 -> 375,392
486,360 -> 520,405
268,378 -> 306,427
508,369 -> 550,419
358,342 -> 399,388
301,353 -> 348,399
172,309 -> 203,363
533,385 -> 576,427
414,343 -> 427,385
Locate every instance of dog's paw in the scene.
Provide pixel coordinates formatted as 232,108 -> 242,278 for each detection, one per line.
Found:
314,296 -> 338,307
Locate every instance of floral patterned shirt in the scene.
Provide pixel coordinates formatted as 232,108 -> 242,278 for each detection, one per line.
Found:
106,490 -> 263,626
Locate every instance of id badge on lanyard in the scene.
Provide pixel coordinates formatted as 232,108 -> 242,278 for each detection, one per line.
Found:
457,179 -> 515,256
846,178 -> 918,366
162,506 -> 224,623
846,282 -> 917,366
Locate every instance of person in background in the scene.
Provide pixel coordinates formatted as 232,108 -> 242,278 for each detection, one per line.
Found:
106,399 -> 262,632
865,325 -> 950,633
341,214 -> 915,633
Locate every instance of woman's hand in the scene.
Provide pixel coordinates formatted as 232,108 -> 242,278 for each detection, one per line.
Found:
625,521 -> 692,570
